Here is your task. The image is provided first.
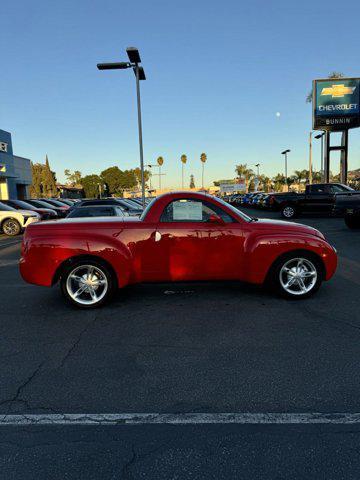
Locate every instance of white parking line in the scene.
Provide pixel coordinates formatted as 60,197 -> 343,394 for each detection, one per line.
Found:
2,413 -> 360,426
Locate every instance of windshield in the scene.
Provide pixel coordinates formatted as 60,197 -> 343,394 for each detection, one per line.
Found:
12,200 -> 35,209
0,202 -> 17,212
214,196 -> 252,222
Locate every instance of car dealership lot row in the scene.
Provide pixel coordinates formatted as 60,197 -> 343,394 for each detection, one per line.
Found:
1,210 -> 360,479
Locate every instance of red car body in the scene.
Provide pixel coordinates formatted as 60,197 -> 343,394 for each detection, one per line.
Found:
20,192 -> 337,290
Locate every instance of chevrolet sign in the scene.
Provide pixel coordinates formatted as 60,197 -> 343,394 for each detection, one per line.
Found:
313,78 -> 360,131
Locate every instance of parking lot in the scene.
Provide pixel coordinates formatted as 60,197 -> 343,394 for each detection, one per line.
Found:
1,209 -> 360,479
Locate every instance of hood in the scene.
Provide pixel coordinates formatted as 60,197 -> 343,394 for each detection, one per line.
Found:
18,209 -> 40,218
251,218 -> 325,239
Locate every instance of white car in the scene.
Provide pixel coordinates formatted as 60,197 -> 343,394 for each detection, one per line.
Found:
0,203 -> 40,236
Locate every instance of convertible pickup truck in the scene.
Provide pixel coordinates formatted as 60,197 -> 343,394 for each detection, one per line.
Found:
20,192 -> 337,307
269,183 -> 357,218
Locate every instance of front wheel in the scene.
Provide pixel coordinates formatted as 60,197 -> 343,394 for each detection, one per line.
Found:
60,260 -> 115,308
269,254 -> 323,299
2,218 -> 22,236
280,204 -> 297,219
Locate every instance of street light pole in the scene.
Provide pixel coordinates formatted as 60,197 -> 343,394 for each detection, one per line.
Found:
281,150 -> 290,192
134,65 -> 145,207
255,163 -> 260,177
315,132 -> 325,182
97,47 -> 147,208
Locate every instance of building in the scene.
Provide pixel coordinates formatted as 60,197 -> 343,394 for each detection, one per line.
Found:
0,129 -> 32,200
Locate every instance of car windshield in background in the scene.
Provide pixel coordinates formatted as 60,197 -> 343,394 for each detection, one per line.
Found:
67,206 -> 125,218
9,200 -> 35,209
0,202 -> 17,211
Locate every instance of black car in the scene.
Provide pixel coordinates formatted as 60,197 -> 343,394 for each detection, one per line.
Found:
334,191 -> 360,229
66,205 -> 129,218
71,199 -> 142,216
269,183 -> 356,219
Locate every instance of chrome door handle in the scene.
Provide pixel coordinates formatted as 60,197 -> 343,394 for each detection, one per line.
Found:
155,231 -> 162,242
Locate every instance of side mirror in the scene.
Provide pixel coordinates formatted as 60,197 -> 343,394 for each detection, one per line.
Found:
208,213 -> 226,225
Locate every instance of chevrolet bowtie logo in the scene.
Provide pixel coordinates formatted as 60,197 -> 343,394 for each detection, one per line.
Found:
321,84 -> 356,98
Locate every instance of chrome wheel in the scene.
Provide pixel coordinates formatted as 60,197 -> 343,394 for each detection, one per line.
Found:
3,219 -> 21,236
282,206 -> 295,218
66,264 -> 108,305
279,257 -> 317,296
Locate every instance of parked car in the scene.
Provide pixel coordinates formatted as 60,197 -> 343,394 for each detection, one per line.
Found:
69,199 -> 142,216
0,202 -> 39,236
1,199 -> 58,220
26,199 -> 69,218
269,183 -> 359,219
34,198 -> 71,212
50,198 -> 77,206
66,205 -> 129,218
20,191 -> 337,307
334,191 -> 360,229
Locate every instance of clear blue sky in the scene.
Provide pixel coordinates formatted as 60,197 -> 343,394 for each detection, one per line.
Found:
1,0 -> 359,188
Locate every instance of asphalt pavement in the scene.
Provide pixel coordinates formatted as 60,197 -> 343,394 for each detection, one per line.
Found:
1,210 -> 360,479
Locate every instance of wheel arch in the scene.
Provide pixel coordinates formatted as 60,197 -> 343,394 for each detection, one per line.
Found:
52,254 -> 119,286
264,248 -> 326,284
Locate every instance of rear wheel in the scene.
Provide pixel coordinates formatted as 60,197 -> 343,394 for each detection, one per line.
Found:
2,218 -> 21,236
280,204 -> 297,219
60,260 -> 115,308
269,253 -> 323,299
344,215 -> 360,229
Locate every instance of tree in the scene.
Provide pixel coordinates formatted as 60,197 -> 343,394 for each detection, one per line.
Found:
272,173 -> 286,192
190,174 -> 195,189
29,156 -> 57,197
100,166 -> 127,196
306,72 -> 345,103
133,167 -> 150,188
80,174 -> 102,198
235,164 -> 254,190
64,169 -> 82,186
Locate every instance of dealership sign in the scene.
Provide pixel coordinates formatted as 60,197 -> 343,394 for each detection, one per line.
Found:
313,78 -> 360,131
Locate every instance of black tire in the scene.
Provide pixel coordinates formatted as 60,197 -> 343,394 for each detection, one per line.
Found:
2,218 -> 22,236
344,215 -> 360,230
267,252 -> 323,299
60,259 -> 116,308
280,204 -> 297,219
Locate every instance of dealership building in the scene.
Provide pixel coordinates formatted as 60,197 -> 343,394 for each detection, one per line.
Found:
0,129 -> 32,200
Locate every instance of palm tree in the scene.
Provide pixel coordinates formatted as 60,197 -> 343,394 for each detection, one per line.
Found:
235,164 -> 254,191
200,153 -> 207,189
306,72 -> 345,103
273,173 -> 286,192
180,154 -> 187,189
312,170 -> 322,183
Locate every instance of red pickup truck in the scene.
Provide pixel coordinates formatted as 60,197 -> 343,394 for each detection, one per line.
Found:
20,192 -> 337,307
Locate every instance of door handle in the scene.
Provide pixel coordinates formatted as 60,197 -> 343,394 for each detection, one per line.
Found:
155,231 -> 162,242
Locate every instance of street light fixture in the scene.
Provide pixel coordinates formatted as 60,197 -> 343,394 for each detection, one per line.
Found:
315,132 -> 325,182
97,47 -> 147,208
281,149 -> 290,191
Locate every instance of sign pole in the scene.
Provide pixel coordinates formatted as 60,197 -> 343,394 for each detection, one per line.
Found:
324,132 -> 330,183
340,130 -> 348,184
309,132 -> 313,184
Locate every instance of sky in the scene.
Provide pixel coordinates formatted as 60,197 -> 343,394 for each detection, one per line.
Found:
1,0 -> 360,188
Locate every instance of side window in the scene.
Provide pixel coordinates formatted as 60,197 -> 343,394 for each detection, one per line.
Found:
160,199 -> 235,223
310,185 -> 325,193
